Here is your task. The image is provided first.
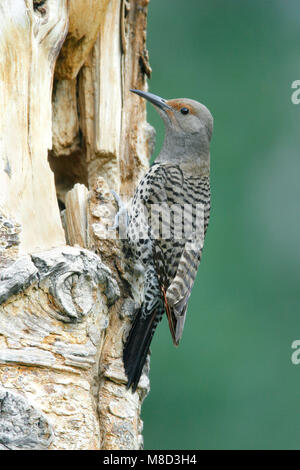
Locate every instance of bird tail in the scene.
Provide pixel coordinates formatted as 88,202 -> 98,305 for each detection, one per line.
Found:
123,305 -> 162,392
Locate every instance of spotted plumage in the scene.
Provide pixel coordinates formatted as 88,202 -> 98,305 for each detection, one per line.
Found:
123,90 -> 213,392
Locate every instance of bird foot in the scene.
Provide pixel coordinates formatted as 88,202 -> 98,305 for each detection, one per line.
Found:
109,190 -> 129,234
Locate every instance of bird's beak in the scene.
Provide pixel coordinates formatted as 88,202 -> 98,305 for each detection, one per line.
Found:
130,89 -> 172,111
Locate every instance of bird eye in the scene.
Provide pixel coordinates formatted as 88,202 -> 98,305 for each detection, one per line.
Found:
180,107 -> 189,115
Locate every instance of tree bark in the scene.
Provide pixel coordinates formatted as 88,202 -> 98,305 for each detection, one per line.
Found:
0,0 -> 153,450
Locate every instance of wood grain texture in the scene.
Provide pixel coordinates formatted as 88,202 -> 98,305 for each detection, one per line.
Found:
0,0 -> 152,450
0,0 -> 68,255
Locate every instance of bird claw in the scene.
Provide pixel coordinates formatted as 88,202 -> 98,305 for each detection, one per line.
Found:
109,190 -> 129,233
110,189 -> 122,208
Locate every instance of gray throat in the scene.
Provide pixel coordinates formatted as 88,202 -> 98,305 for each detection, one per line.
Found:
155,128 -> 210,176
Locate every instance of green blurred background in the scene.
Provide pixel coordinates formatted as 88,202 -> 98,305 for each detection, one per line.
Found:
142,0 -> 300,449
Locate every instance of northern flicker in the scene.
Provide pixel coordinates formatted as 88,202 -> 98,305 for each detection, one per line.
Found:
122,89 -> 213,392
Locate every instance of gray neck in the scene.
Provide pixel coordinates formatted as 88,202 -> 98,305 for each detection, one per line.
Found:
156,127 -> 210,176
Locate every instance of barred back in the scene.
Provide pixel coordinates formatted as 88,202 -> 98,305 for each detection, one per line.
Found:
127,162 -> 210,345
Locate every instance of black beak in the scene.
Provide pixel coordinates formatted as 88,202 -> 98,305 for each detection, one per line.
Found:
130,89 -> 172,111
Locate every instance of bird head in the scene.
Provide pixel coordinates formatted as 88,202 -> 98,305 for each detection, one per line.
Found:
131,89 -> 213,170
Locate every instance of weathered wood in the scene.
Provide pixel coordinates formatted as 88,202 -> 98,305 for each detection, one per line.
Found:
0,246 -> 119,450
55,0 -> 111,80
0,0 -> 68,255
0,0 -> 153,450
51,0 -> 152,199
0,388 -> 53,450
86,175 -> 148,449
65,184 -> 89,247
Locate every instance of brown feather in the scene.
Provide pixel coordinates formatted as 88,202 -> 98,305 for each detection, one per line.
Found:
162,286 -> 178,346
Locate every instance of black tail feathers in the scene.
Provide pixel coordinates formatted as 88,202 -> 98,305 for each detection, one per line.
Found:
123,306 -> 160,392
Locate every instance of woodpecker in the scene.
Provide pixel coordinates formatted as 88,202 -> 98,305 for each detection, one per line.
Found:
122,89 -> 213,392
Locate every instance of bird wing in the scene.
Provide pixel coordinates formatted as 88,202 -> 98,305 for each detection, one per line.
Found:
141,163 -> 186,285
166,239 -> 204,345
165,173 -> 209,345
139,163 -> 208,346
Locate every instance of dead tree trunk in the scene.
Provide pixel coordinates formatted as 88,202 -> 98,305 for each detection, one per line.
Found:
0,0 -> 153,450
